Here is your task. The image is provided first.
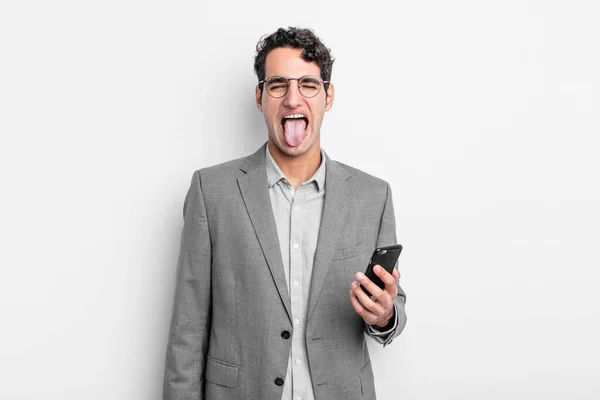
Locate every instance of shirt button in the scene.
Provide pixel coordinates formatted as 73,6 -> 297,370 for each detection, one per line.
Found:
294,318 -> 300,325
274,377 -> 284,386
281,330 -> 291,340
293,280 -> 299,287
293,243 -> 299,249
295,359 -> 302,365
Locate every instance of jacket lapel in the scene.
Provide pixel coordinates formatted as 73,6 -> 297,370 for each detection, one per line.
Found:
307,156 -> 352,320
237,143 -> 292,322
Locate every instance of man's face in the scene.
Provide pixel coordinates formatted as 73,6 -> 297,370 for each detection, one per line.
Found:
256,47 -> 334,157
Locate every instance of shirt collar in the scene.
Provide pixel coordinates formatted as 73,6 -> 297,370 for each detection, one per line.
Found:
265,144 -> 326,192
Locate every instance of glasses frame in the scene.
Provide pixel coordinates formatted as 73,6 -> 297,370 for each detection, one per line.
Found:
258,75 -> 330,99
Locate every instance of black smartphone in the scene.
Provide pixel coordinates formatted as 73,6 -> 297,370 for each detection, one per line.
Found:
361,244 -> 403,297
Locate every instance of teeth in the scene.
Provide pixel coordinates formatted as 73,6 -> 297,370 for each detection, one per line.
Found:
283,114 -> 306,119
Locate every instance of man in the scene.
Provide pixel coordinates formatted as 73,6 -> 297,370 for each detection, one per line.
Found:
163,27 -> 407,400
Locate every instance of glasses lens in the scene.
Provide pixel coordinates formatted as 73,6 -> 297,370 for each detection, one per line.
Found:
266,77 -> 288,98
298,76 -> 322,98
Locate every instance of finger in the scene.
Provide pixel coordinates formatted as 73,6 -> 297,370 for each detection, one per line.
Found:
351,281 -> 386,316
349,287 -> 377,322
355,271 -> 384,299
372,266 -> 398,298
392,268 -> 400,281
373,264 -> 396,288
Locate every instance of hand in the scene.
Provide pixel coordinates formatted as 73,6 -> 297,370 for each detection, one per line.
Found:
349,265 -> 400,329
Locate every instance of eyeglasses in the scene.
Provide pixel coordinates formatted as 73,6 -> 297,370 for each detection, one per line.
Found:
258,75 -> 329,98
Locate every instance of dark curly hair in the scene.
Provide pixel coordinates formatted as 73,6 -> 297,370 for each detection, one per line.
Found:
254,27 -> 334,96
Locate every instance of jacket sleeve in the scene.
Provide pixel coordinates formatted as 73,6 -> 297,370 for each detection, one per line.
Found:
163,170 -> 212,400
364,182 -> 407,347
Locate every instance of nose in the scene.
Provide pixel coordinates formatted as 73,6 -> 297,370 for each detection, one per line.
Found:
283,80 -> 303,108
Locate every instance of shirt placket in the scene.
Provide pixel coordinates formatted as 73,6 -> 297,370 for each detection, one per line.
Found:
288,182 -> 306,400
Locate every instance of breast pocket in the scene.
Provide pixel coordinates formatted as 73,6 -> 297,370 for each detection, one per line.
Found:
329,242 -> 370,299
332,242 -> 367,261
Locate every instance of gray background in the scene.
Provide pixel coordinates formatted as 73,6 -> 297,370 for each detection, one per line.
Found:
1,0 -> 599,399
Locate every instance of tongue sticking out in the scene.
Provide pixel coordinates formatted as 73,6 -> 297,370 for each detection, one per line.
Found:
283,119 -> 307,147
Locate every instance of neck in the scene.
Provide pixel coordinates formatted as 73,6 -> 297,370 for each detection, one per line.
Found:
268,139 -> 322,190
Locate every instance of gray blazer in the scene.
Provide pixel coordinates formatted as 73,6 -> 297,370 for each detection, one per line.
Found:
163,143 -> 407,400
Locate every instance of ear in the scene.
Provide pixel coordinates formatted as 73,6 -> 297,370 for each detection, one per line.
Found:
255,85 -> 263,112
324,83 -> 335,111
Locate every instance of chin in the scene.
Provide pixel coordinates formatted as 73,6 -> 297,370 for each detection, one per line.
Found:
284,147 -> 309,157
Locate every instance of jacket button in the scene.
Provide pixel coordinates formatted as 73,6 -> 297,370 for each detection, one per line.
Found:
274,377 -> 284,386
281,330 -> 291,339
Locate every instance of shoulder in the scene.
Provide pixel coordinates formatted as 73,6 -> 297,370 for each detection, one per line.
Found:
194,155 -> 248,183
192,144 -> 265,184
181,156 -> 249,210
333,160 -> 391,194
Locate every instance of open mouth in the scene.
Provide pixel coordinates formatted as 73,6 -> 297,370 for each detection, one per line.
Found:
281,114 -> 308,147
